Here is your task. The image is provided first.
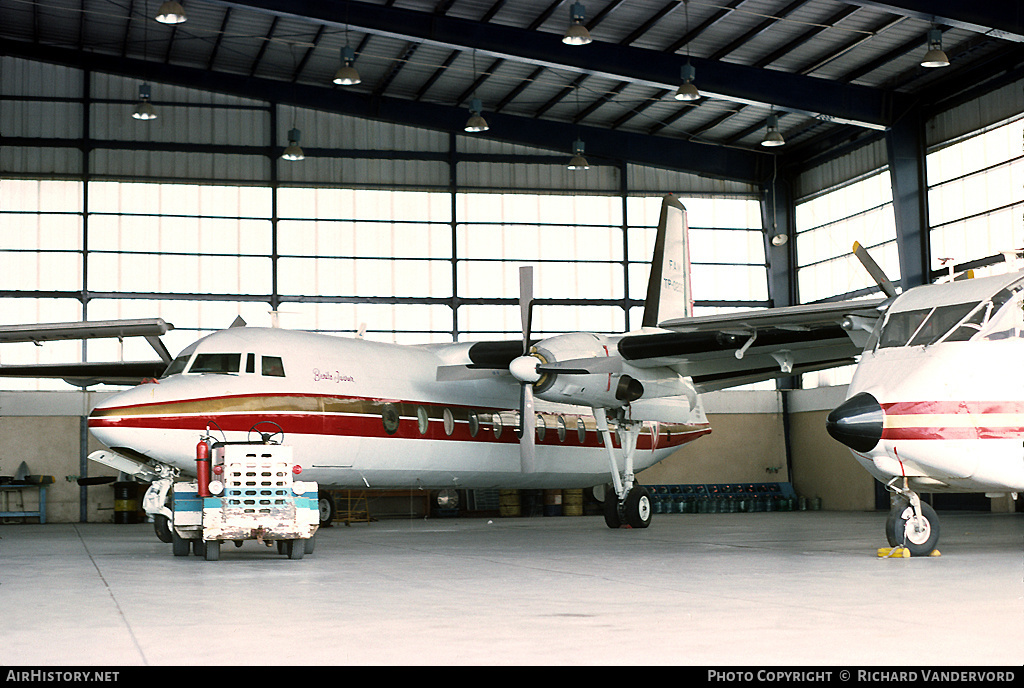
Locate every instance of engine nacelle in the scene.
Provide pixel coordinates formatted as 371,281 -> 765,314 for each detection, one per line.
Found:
529,333 -> 696,412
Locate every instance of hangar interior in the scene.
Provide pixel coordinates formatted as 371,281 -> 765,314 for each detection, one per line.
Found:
1,0 -> 1023,524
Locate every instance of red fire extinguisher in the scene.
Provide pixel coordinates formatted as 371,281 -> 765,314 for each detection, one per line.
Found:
196,439 -> 212,498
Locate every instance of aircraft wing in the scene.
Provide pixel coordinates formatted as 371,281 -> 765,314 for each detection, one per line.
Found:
0,318 -> 175,387
620,297 -> 887,391
0,361 -> 168,387
0,318 -> 174,363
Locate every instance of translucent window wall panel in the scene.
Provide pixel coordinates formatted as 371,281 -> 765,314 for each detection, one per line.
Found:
276,188 -> 454,340
270,302 -> 453,341
0,297 -> 83,390
0,179 -> 84,293
455,193 -> 627,338
927,117 -> 1024,277
278,188 -> 451,222
794,171 -> 899,304
86,182 -> 273,296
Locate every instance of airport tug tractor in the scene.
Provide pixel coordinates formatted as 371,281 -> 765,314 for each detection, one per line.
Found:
169,434 -> 319,561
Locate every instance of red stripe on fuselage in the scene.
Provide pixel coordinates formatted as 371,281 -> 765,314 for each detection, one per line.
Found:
882,400 -> 1024,415
88,393 -> 711,450
879,399 -> 1024,441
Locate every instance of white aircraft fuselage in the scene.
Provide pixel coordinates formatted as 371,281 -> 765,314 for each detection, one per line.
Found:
88,326 -> 711,491
828,270 -> 1024,496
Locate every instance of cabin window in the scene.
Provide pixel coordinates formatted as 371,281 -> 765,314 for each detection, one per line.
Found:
381,404 -> 400,435
536,415 -> 546,441
246,353 -> 256,373
189,353 -> 241,374
577,418 -> 586,444
556,415 -> 567,442
262,356 -> 286,377
443,408 -> 455,436
493,414 -> 503,439
468,411 -> 480,438
416,406 -> 429,435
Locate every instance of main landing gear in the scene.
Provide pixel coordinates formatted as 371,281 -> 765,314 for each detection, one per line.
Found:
884,478 -> 940,556
594,408 -> 652,529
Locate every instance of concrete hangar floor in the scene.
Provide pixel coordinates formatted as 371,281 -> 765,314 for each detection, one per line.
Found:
1,511 -> 1021,666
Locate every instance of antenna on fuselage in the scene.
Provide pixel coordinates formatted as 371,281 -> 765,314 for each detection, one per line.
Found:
229,316 -> 247,329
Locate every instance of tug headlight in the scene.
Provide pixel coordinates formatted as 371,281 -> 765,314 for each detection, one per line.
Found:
208,480 -> 224,496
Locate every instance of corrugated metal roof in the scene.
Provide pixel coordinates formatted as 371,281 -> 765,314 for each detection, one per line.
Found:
1,1 -> 1022,191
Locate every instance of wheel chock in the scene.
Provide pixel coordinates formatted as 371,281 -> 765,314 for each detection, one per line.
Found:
876,547 -> 942,558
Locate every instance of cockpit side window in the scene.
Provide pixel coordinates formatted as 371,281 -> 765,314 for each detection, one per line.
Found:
161,353 -> 191,378
981,286 -> 1024,341
189,353 -> 242,374
261,356 -> 286,377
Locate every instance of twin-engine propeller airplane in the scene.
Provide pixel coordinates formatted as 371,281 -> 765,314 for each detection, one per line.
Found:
0,195 -> 881,540
826,245 -> 1024,555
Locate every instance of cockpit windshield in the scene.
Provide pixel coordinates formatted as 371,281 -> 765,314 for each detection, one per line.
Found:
188,353 -> 242,375
877,276 -> 1024,349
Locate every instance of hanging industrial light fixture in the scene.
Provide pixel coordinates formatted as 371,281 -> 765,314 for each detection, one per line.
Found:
674,63 -> 700,101
281,128 -> 305,161
131,83 -> 157,120
563,2 -> 592,45
155,1 -> 187,24
675,2 -> 699,102
761,113 -> 785,147
921,28 -> 950,68
333,46 -> 361,85
567,138 -> 589,170
464,98 -> 490,133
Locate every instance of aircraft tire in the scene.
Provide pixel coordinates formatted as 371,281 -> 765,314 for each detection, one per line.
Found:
154,515 -> 173,543
171,530 -> 190,556
602,487 -> 622,529
623,486 -> 653,529
318,491 -> 335,527
886,497 -> 939,556
204,540 -> 221,561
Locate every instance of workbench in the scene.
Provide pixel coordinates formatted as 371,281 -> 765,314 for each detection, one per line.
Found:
0,484 -> 47,524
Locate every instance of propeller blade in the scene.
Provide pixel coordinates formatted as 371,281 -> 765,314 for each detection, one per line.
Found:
519,265 -> 534,355
519,383 -> 536,473
77,476 -> 117,486
852,241 -> 898,298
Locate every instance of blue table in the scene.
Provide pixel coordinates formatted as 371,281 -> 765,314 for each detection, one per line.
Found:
0,484 -> 47,524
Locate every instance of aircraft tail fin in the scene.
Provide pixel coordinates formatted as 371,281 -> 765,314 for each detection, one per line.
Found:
642,195 -> 693,328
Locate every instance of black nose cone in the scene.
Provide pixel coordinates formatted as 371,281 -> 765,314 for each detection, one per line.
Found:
826,392 -> 883,452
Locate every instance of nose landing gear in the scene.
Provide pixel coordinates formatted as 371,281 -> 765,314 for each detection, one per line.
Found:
885,479 -> 940,556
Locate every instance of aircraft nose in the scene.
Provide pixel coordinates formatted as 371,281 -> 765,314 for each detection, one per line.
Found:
826,392 -> 883,452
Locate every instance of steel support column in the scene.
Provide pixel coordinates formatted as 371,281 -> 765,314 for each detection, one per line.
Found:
886,106 -> 930,290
